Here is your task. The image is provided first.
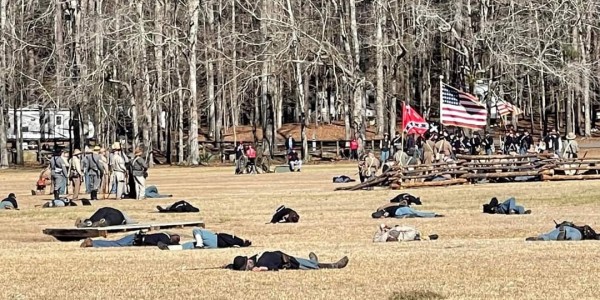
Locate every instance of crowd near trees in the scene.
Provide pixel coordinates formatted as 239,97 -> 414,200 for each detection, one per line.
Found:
0,0 -> 599,168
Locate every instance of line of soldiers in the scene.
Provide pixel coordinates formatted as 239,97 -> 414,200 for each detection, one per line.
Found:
47,142 -> 148,201
382,128 -> 579,167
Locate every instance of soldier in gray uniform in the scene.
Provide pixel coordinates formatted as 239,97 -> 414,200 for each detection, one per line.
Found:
49,149 -> 69,200
82,146 -> 105,200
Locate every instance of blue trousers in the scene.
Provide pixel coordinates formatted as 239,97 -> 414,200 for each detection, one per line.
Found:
181,229 -> 218,249
92,234 -> 136,247
0,201 -> 15,209
296,257 -> 319,270
538,226 -> 583,241
497,197 -> 525,214
380,150 -> 390,163
394,206 -> 436,218
85,173 -> 92,193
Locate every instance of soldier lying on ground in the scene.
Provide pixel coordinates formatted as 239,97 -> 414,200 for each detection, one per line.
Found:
373,224 -> 439,242
389,193 -> 422,206
269,205 -> 299,223
371,200 -> 443,218
75,207 -> 137,228
156,200 -> 199,213
0,193 -> 18,210
40,198 -> 78,208
80,231 -> 180,248
483,197 -> 531,215
158,228 -> 251,250
526,221 -> 600,241
227,251 -> 349,271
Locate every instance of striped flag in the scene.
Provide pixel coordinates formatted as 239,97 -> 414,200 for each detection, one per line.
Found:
497,100 -> 522,116
440,84 -> 487,129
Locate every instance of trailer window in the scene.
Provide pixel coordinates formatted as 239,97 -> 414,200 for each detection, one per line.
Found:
55,115 -> 63,126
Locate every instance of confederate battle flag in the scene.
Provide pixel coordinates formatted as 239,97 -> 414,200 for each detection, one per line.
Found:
402,103 -> 429,136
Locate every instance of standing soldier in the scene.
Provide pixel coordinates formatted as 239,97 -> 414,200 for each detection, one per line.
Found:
69,149 -> 84,201
97,147 -> 110,197
49,149 -> 68,200
482,133 -> 494,155
562,132 -> 579,158
379,133 -> 391,164
469,132 -> 482,155
435,135 -> 453,162
110,142 -> 127,200
131,149 -> 149,200
422,134 -> 438,165
82,145 -> 105,200
391,132 -> 401,158
543,129 -> 560,156
519,131 -> 534,155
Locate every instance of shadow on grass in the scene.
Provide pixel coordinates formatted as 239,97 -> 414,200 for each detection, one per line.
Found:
389,291 -> 445,300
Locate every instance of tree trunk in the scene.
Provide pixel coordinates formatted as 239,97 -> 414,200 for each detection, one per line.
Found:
375,0 -> 385,135
0,0 -> 9,168
580,22 -> 592,137
205,0 -> 216,139
230,0 -> 238,127
154,0 -> 164,151
187,0 -> 200,165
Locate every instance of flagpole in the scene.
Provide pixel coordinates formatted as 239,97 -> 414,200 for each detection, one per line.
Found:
401,101 -> 405,157
439,75 -> 444,134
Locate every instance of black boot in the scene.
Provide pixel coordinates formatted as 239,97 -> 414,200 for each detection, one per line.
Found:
91,191 -> 97,200
53,190 -> 59,200
317,256 -> 349,269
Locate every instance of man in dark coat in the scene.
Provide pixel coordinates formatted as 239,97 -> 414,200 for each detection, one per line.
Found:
270,205 -> 300,223
156,200 -> 199,213
519,131 -> 534,155
75,207 -> 136,227
543,129 -> 561,155
470,132 -> 482,155
227,251 -> 349,271
80,231 -> 180,248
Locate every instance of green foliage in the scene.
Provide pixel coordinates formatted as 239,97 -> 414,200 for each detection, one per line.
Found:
389,291 -> 446,300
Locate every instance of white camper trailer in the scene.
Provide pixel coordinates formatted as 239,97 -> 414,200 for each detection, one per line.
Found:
7,107 -> 94,141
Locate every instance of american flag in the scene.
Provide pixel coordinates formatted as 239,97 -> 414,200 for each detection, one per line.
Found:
440,84 -> 487,129
497,100 -> 522,116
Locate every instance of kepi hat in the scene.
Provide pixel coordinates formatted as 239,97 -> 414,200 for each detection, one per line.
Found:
232,256 -> 248,271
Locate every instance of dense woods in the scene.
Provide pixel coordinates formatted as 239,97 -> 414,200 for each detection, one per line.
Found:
1,0 -> 599,168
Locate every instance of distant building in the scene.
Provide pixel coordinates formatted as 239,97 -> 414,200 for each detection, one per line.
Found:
7,105 -> 94,141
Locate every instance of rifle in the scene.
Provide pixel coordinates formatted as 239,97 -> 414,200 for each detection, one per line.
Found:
180,266 -> 227,271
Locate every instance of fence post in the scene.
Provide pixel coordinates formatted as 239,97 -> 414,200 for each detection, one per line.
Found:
336,140 -> 340,159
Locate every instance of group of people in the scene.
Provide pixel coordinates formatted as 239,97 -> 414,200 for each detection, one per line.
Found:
234,134 -> 303,174
39,142 -> 149,201
373,128 -> 580,168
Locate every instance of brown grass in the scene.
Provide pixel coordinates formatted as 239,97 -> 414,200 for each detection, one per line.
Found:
1,164 -> 600,299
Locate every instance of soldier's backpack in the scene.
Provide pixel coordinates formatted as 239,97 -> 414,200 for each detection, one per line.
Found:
555,220 -> 599,240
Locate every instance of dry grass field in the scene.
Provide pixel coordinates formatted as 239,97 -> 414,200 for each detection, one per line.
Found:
2,163 -> 600,300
